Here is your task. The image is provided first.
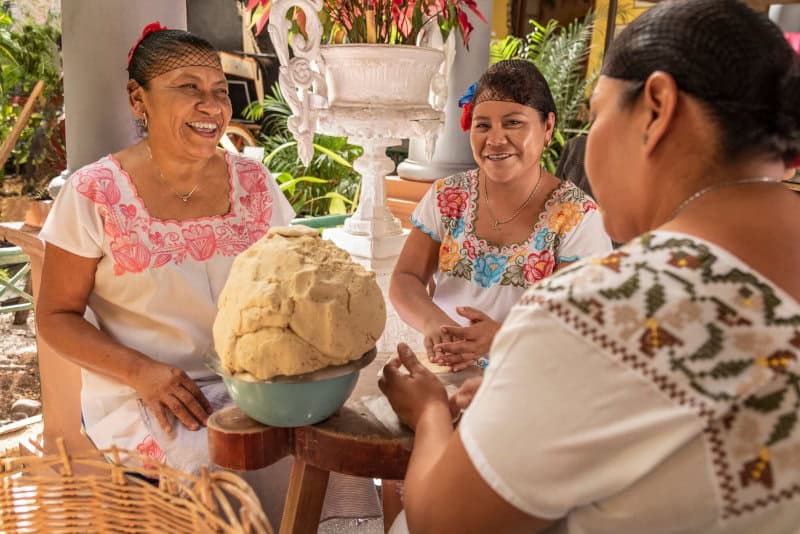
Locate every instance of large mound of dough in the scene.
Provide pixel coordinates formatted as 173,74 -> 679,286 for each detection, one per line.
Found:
213,226 -> 386,380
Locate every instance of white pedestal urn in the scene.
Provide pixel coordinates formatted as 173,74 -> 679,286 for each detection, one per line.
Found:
268,1 -> 448,351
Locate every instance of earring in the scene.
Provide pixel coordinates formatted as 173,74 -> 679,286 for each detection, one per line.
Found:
642,132 -> 649,144
142,112 -> 148,130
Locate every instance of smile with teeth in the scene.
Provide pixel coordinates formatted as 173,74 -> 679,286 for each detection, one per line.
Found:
486,153 -> 512,161
187,121 -> 218,133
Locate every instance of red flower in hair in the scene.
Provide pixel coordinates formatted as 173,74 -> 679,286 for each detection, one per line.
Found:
460,101 -> 472,132
128,21 -> 168,68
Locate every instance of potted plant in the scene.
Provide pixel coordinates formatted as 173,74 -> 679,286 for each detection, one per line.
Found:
0,7 -> 63,228
241,0 -> 486,165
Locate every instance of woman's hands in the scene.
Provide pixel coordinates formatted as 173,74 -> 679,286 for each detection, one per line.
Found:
423,312 -> 460,363
448,376 -> 484,417
433,307 -> 501,371
130,360 -> 212,434
379,343 -> 450,431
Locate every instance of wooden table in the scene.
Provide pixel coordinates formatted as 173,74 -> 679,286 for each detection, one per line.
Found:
0,221 -> 94,454
207,354 -> 480,534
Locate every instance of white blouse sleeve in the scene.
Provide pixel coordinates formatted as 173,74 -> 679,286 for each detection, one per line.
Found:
39,165 -> 106,258
556,207 -> 612,263
458,304 -> 703,519
410,181 -> 445,242
263,165 -> 295,226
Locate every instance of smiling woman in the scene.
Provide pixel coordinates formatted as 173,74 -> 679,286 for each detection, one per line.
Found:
25,22 -> 384,530
390,59 -> 612,372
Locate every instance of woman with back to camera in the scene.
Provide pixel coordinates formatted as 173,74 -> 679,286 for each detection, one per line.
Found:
390,60 -> 611,371
380,0 -> 800,532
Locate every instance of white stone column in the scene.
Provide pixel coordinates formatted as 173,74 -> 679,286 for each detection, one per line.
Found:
397,0 -> 493,181
51,0 -> 187,196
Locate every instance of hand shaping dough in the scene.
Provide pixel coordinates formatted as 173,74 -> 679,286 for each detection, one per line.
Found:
213,226 -> 386,380
419,358 -> 454,375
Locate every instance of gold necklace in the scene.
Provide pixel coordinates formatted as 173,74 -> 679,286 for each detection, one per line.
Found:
668,176 -> 780,220
482,166 -> 544,231
145,142 -> 200,203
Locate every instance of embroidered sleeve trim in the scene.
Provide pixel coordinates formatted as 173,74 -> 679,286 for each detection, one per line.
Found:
410,215 -> 441,242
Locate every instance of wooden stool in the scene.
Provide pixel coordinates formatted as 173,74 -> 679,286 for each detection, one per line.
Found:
208,354 -> 480,534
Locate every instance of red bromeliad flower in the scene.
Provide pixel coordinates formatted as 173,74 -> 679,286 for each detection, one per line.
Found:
247,0 -> 485,48
247,0 -> 273,36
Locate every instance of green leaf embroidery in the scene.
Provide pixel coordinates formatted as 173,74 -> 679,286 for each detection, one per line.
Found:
645,283 -> 666,317
599,273 -> 640,300
502,264 -> 526,287
767,411 -> 798,446
451,257 -> 473,281
708,359 -> 752,379
744,389 -> 787,413
689,324 -> 724,361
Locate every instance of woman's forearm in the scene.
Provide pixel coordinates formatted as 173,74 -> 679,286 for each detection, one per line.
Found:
403,403 -> 455,525
390,271 -> 453,331
37,310 -> 154,388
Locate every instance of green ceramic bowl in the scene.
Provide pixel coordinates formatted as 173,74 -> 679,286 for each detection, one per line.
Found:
210,349 -> 376,428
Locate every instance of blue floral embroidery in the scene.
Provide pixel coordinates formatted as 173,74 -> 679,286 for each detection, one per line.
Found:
557,255 -> 580,263
474,254 -> 508,288
452,217 -> 465,238
533,228 -> 550,250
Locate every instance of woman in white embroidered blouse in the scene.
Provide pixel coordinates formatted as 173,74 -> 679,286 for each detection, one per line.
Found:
380,0 -> 800,532
390,60 -> 612,371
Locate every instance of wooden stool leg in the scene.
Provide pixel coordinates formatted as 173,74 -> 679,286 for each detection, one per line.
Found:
279,459 -> 330,534
381,479 -> 404,534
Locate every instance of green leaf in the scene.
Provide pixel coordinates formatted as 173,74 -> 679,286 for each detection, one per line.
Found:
708,359 -> 752,379
278,175 -> 329,195
313,143 -> 353,168
767,411 -> 798,446
328,195 -> 347,215
689,323 -> 724,361
263,141 -> 297,166
598,274 -> 640,300
645,284 -> 666,317
744,389 -> 787,413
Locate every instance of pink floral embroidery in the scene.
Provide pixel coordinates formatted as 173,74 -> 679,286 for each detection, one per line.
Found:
75,166 -> 121,205
463,238 -> 477,260
72,155 -> 277,275
437,186 -> 469,219
523,250 -> 555,283
237,159 -> 269,193
182,224 -> 217,261
110,232 -> 152,275
136,434 -> 166,468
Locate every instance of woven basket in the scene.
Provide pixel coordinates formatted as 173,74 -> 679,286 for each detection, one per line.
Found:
0,438 -> 273,533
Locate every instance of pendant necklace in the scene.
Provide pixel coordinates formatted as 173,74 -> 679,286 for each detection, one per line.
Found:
668,176 -> 780,221
145,142 -> 200,202
483,166 -> 544,231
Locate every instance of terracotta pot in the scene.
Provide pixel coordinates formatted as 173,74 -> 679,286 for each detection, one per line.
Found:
23,200 -> 52,229
320,44 -> 444,108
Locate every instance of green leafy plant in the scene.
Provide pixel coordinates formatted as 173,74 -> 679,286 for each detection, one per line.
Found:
0,8 -> 63,192
245,84 -> 363,217
489,12 -> 596,174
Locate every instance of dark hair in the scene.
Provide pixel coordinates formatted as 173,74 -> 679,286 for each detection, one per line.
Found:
127,29 -> 220,88
603,0 -> 800,165
473,59 -> 557,125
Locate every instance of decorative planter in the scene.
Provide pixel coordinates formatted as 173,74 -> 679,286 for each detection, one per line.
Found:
320,44 -> 444,109
268,0 -> 450,250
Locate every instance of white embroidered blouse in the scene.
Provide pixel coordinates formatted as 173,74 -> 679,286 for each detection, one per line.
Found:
411,169 -> 612,328
39,152 -> 295,457
460,231 -> 800,532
